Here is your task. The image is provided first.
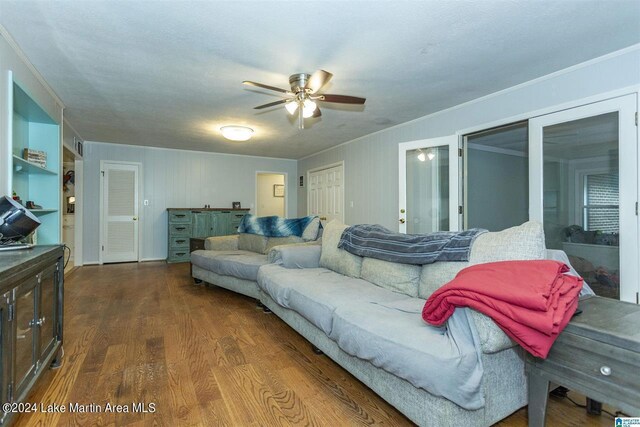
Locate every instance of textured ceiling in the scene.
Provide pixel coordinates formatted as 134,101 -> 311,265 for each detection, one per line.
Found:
1,1 -> 639,159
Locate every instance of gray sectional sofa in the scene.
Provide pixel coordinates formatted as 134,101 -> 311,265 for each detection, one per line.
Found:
190,218 -> 321,298
193,219 -> 569,426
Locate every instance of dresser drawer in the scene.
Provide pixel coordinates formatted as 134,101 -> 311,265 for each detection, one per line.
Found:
169,224 -> 192,236
537,332 -> 640,407
169,211 -> 192,223
168,249 -> 190,263
170,236 -> 189,248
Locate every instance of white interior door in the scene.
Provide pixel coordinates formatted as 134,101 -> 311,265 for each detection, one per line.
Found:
399,135 -> 459,233
101,162 -> 140,263
307,163 -> 344,225
529,94 -> 638,303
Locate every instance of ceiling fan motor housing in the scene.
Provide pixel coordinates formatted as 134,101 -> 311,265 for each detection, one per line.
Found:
289,73 -> 311,93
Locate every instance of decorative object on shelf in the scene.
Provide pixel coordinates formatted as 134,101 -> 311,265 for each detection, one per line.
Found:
67,196 -> 75,213
63,170 -> 75,192
220,125 -> 254,141
25,201 -> 43,210
273,184 -> 285,197
0,195 -> 41,250
232,201 -> 241,209
11,191 -> 23,206
22,148 -> 47,168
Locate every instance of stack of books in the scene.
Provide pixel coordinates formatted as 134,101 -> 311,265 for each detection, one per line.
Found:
23,148 -> 47,168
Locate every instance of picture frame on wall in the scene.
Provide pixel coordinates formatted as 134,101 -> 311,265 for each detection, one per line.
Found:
232,201 -> 241,209
299,175 -> 304,187
273,184 -> 285,197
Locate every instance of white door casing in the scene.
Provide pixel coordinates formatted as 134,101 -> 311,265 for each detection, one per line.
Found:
529,94 -> 638,303
399,135 -> 460,233
307,162 -> 344,225
100,161 -> 141,264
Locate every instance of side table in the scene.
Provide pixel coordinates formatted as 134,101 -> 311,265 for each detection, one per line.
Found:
190,237 -> 206,284
526,296 -> 640,426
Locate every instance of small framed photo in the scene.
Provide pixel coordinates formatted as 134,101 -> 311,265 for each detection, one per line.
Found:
232,201 -> 241,209
299,175 -> 304,187
273,184 -> 285,197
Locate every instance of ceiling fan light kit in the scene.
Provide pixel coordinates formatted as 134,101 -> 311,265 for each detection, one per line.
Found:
243,69 -> 366,130
220,125 -> 254,141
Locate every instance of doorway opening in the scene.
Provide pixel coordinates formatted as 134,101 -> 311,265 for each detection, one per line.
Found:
256,173 -> 286,217
62,146 -> 82,273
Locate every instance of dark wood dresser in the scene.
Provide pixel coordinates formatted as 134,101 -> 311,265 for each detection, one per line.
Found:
0,245 -> 64,425
527,296 -> 640,426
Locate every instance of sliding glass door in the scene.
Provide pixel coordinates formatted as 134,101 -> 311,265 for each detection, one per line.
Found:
529,95 -> 638,302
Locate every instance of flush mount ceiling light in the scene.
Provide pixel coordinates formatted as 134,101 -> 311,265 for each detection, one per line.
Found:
220,125 -> 254,141
417,149 -> 436,162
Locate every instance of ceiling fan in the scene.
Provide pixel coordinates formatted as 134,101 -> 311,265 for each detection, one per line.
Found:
243,70 -> 366,129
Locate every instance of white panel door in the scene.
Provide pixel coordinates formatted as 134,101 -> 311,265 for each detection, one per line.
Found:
399,135 -> 459,233
307,164 -> 344,225
529,94 -> 638,303
101,162 -> 140,263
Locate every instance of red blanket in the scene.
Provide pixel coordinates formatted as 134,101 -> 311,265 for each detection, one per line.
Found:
422,260 -> 583,358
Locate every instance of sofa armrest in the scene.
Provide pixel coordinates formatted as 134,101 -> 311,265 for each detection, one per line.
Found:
470,310 -> 516,354
205,235 -> 239,251
268,244 -> 322,268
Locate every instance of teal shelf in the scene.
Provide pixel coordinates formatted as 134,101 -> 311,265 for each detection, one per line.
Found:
29,209 -> 58,215
13,155 -> 56,175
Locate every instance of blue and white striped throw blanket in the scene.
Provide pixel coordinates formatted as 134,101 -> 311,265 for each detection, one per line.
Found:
338,224 -> 487,265
238,214 -> 317,237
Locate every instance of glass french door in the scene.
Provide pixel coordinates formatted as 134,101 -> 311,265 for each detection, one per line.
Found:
529,94 -> 638,302
399,135 -> 459,233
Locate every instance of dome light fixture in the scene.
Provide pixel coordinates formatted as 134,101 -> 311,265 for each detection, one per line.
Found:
220,125 -> 254,141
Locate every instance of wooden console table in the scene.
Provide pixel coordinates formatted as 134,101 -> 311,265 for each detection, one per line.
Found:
526,296 -> 640,426
0,245 -> 64,425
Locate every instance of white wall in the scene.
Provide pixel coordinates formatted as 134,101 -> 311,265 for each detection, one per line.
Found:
256,173 -> 285,217
82,141 -> 297,263
297,46 -> 640,230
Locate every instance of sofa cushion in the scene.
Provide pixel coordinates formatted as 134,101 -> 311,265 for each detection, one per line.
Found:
329,301 -> 484,410
238,233 -> 268,254
264,236 -> 304,253
302,216 -> 321,241
257,264 -> 404,335
319,220 -> 363,278
469,220 -> 545,264
418,221 -> 546,299
361,258 -> 420,297
190,250 -> 268,281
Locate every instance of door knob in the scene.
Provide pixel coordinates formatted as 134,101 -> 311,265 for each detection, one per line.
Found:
399,218 -> 405,224
133,217 -> 138,221
400,209 -> 405,213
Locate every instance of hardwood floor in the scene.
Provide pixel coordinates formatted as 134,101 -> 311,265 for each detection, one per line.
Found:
14,262 -> 618,426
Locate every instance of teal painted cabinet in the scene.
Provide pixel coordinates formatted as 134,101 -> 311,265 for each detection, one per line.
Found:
167,208 -> 249,263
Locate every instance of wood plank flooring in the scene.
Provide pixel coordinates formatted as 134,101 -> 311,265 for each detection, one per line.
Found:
14,262 -> 619,426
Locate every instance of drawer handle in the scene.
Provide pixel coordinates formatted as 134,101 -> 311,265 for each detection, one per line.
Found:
176,239 -> 186,243
600,366 -> 612,376
175,214 -> 186,217
175,227 -> 186,230
176,252 -> 186,256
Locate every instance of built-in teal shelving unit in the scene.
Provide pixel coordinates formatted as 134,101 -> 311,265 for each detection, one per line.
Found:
11,81 -> 61,244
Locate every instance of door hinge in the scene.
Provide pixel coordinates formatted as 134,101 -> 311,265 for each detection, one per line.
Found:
635,112 -> 638,126
636,292 -> 639,305
458,205 -> 463,214
101,245 -> 104,251
458,148 -> 463,157
101,170 -> 105,176
8,303 -> 14,322
636,202 -> 638,216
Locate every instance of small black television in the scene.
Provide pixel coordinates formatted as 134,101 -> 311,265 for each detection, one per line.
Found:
0,195 -> 40,250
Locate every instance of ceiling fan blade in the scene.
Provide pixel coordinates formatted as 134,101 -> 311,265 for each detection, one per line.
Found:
243,80 -> 290,94
312,106 -> 322,118
254,99 -> 288,109
305,70 -> 333,94
319,94 -> 366,104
